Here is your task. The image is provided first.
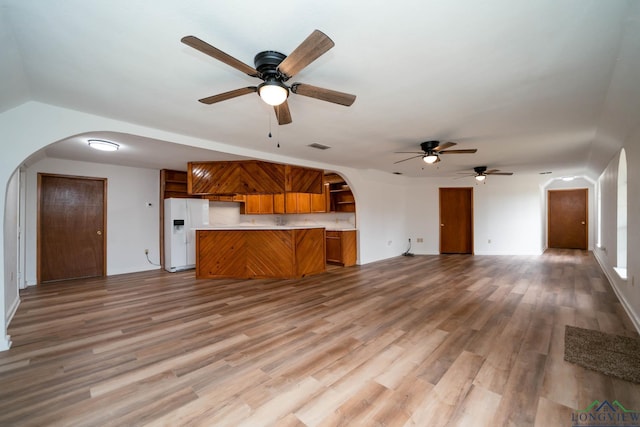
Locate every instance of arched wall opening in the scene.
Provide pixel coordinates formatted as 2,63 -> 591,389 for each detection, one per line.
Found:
616,148 -> 627,278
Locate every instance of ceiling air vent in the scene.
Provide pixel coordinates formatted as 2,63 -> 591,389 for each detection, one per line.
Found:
308,143 -> 331,150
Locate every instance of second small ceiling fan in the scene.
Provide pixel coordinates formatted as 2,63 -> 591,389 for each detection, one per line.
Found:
459,166 -> 514,182
181,30 -> 356,125
394,141 -> 478,164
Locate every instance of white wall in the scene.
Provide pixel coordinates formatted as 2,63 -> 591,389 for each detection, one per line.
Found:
590,0 -> 640,332
625,134 -> 640,329
348,169 -> 410,263
595,146 -> 640,331
3,168 -> 20,339
404,175 -> 545,255
24,158 -> 161,282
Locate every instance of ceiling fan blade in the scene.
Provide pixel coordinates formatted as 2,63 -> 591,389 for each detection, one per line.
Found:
484,169 -> 500,174
394,155 -> 423,164
433,142 -> 456,151
274,101 -> 292,125
198,87 -> 257,104
291,83 -> 356,106
487,172 -> 514,175
440,149 -> 478,154
277,30 -> 335,79
181,36 -> 259,77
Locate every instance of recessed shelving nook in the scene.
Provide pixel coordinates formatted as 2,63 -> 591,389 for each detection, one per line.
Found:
325,173 -> 355,212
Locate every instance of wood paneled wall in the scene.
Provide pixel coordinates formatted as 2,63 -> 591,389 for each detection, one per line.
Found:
188,161 -> 323,195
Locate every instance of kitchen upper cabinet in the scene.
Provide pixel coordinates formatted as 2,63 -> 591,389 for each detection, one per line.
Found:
240,194 -> 274,214
188,161 -> 323,195
206,194 -> 245,202
311,184 -> 330,213
294,193 -> 311,213
273,192 -> 325,214
253,190 -> 328,215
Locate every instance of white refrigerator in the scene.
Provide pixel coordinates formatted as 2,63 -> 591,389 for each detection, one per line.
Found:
164,198 -> 210,272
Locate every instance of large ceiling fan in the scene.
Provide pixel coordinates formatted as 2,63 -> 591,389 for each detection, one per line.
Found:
459,166 -> 514,182
181,30 -> 356,125
394,141 -> 478,164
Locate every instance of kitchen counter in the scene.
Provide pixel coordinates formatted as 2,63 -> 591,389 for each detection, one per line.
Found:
195,227 -> 326,279
195,225 -> 325,230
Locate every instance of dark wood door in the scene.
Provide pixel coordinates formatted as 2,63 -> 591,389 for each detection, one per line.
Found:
439,187 -> 474,254
38,174 -> 106,283
548,189 -> 587,249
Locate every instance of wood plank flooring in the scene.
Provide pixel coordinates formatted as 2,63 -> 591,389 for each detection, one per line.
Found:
1,249 -> 639,426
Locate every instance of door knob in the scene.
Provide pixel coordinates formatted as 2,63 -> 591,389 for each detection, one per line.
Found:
440,224 -> 444,227
97,230 -> 102,235
581,221 -> 585,225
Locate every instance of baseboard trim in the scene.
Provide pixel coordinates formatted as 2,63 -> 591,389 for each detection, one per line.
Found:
0,335 -> 11,351
593,250 -> 640,335
6,295 -> 20,325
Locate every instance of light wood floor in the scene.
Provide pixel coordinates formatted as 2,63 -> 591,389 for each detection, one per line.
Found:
1,250 -> 639,426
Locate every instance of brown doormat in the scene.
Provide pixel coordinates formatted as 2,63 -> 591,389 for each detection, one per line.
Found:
564,325 -> 640,384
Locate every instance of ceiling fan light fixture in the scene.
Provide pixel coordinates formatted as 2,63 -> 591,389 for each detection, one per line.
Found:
475,174 -> 486,182
88,139 -> 119,152
258,80 -> 289,106
423,153 -> 439,164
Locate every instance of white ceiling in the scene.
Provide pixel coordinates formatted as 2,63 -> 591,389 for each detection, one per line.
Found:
1,0 -> 636,178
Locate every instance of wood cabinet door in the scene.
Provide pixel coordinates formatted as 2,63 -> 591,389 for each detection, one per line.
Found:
244,195 -> 261,214
439,187 -> 473,254
340,230 -> 357,266
259,194 -> 274,214
548,189 -> 587,249
297,193 -> 311,213
273,193 -> 285,214
38,174 -> 106,283
326,234 -> 342,263
285,193 -> 298,214
310,191 -> 327,213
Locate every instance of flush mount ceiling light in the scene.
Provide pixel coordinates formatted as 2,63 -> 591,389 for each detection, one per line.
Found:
258,79 -> 289,106
88,139 -> 119,152
562,176 -> 575,182
423,153 -> 439,164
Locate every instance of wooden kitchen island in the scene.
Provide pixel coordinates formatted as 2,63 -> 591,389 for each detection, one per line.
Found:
195,226 -> 326,279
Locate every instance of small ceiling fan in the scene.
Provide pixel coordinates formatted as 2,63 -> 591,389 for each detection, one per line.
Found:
181,30 -> 356,125
394,141 -> 478,164
459,166 -> 514,182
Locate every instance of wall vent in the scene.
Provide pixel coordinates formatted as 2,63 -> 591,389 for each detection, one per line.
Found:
308,143 -> 331,150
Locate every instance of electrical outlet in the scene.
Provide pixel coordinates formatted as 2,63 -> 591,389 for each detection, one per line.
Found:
144,249 -> 149,255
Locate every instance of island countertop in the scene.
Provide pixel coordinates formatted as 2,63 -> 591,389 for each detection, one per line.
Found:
194,225 -> 325,231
